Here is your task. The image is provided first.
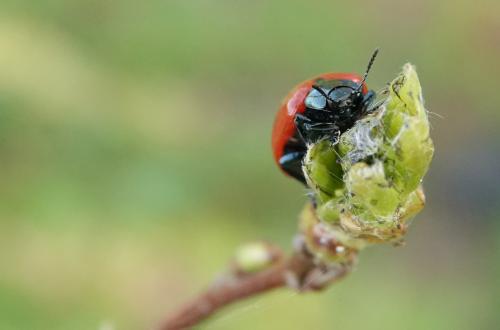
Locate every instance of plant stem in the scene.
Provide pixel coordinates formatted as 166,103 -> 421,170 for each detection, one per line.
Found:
158,252 -> 349,330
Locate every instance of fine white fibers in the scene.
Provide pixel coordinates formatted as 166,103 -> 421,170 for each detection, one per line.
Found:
344,115 -> 383,164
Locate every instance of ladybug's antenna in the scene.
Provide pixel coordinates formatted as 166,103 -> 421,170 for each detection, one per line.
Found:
356,48 -> 379,92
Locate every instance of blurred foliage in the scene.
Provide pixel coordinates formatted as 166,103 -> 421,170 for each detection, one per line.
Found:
0,0 -> 499,329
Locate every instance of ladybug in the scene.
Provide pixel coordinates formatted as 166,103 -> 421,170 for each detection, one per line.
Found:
271,49 -> 380,184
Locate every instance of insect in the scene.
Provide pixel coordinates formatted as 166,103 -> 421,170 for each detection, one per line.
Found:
271,49 -> 380,184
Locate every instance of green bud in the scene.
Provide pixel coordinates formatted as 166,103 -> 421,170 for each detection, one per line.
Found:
302,64 -> 434,248
345,161 -> 400,219
302,139 -> 344,203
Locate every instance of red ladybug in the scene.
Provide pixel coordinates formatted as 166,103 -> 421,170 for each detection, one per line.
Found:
271,49 -> 379,184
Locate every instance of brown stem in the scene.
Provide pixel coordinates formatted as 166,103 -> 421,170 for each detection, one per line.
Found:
158,252 -> 350,330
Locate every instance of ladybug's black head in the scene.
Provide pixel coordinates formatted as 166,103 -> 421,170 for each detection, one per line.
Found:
305,49 -> 378,131
310,84 -> 364,119
298,49 -> 379,143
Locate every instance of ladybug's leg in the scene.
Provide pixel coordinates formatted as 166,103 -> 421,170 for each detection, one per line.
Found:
366,88 -> 390,113
295,114 -> 337,145
361,90 -> 376,114
294,113 -> 314,143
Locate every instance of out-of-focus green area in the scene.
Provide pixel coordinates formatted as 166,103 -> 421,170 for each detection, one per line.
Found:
0,1 -> 499,329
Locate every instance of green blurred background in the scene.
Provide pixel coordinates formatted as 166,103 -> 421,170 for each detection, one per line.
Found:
0,1 -> 499,329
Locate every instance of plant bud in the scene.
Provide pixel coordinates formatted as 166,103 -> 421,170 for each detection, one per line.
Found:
302,64 -> 434,249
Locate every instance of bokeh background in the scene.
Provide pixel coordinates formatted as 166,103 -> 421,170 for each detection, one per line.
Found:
0,1 -> 499,329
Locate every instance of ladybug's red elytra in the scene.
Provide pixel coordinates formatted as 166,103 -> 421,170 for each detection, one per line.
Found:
271,49 -> 379,184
